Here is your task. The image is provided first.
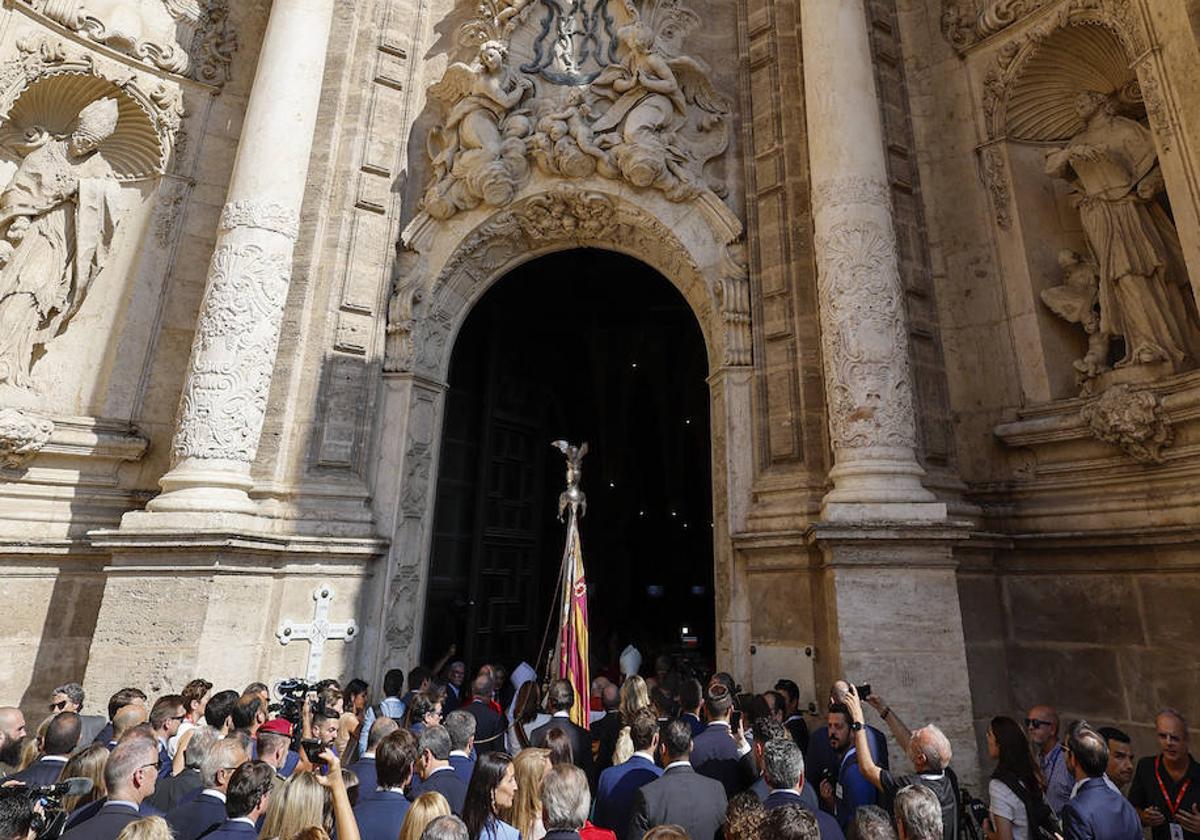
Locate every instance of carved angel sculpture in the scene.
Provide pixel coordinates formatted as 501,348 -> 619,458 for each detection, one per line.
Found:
423,40 -> 535,220
1041,249 -> 1111,382
588,20 -> 728,201
0,97 -> 120,388
1044,90 -> 1200,374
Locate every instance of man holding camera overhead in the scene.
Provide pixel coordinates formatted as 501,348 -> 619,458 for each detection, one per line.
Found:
842,686 -> 958,840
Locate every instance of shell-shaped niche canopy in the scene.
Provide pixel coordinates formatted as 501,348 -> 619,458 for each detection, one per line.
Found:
1007,23 -> 1134,142
1,72 -> 165,181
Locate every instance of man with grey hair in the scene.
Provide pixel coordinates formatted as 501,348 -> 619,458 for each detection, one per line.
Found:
444,710 -> 476,786
420,814 -> 469,840
893,785 -> 942,840
166,737 -> 247,840
761,737 -> 846,840
411,724 -> 467,814
850,805 -> 898,840
58,738 -> 159,840
50,683 -> 106,746
844,689 -> 956,840
542,764 -> 590,838
148,724 -> 219,812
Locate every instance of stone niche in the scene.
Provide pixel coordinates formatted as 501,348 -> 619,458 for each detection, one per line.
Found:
0,1 -> 241,540
969,1 -> 1200,513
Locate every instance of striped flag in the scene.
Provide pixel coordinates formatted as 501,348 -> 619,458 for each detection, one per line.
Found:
556,507 -> 590,730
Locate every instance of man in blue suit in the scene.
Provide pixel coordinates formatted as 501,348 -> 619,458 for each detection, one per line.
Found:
348,717 -> 398,802
60,738 -> 160,840
410,726 -> 468,814
594,709 -> 662,840
149,696 -> 186,780
689,685 -> 747,798
353,730 -> 418,840
166,738 -> 247,840
1060,723 -> 1141,840
760,738 -> 844,840
203,762 -> 275,840
444,711 -> 476,786
7,712 -> 79,786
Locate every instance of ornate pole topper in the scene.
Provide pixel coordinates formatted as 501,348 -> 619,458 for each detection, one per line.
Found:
551,440 -> 591,729
276,583 -> 359,682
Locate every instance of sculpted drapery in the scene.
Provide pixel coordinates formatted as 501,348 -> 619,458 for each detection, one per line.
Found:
0,97 -> 120,388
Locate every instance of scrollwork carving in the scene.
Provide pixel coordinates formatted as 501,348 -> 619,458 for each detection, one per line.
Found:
171,243 -> 291,464
815,219 -> 918,451
16,0 -> 238,86
1079,383 -> 1172,463
0,407 -> 54,468
219,200 -> 301,240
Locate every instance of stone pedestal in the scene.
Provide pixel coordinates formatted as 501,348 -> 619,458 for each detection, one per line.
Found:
809,522 -> 980,786
800,0 -> 944,523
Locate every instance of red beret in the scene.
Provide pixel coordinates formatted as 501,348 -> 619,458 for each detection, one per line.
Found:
259,718 -> 292,737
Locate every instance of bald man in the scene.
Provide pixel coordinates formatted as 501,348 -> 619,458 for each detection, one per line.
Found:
109,705 -> 149,748
0,708 -> 26,770
1026,704 -> 1073,815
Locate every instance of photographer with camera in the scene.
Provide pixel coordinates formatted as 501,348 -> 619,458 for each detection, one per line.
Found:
807,683 -> 888,792
815,699 -> 878,830
842,686 -> 956,840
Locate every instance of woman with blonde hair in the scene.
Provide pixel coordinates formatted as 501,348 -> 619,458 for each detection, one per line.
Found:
115,816 -> 173,840
503,748 -> 550,840
60,743 -> 109,814
611,677 -> 650,766
400,792 -> 452,840
260,771 -> 330,840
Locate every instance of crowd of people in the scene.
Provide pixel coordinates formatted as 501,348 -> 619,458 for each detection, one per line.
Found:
0,651 -> 1194,840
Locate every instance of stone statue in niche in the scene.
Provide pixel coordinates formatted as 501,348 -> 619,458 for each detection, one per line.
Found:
1041,249 -> 1110,383
1043,90 -> 1200,384
0,97 -> 121,388
423,40 -> 534,220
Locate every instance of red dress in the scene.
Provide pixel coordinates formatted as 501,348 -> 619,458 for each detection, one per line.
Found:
580,821 -> 616,840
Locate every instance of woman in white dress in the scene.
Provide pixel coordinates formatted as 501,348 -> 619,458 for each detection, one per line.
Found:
984,716 -> 1051,840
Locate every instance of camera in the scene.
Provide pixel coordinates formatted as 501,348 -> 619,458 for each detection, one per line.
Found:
854,683 -> 871,699
271,678 -> 311,726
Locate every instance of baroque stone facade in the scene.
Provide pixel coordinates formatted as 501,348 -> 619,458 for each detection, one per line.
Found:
0,0 -> 1198,783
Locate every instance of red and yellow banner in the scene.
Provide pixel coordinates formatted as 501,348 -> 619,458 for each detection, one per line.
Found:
557,510 -> 590,730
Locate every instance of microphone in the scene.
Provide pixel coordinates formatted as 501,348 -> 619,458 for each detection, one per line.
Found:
25,778 -> 93,798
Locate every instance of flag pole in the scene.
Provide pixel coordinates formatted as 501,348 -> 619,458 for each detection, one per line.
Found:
550,440 -> 591,730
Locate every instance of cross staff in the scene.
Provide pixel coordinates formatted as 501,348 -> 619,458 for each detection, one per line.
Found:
276,583 -> 358,682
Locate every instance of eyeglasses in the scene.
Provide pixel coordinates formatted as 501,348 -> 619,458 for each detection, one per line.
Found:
170,714 -> 187,721
1025,719 -> 1052,730
139,760 -> 162,772
1157,732 -> 1184,743
49,701 -> 68,712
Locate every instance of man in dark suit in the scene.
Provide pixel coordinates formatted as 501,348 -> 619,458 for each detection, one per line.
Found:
761,738 -> 844,840
748,720 -> 820,812
166,738 -> 247,840
147,726 -> 219,813
592,682 -> 622,772
629,719 -> 726,840
689,684 -> 746,798
203,762 -> 274,840
442,662 -> 466,714
594,709 -> 662,840
353,730 -> 418,840
774,680 -> 811,756
348,717 -> 398,801
148,696 -> 185,780
677,679 -> 705,738
60,738 -> 160,840
462,674 -> 505,755
409,725 -> 468,814
444,712 -> 476,786
7,712 -> 79,786
532,680 -> 595,789
49,684 -> 106,748
1059,724 -> 1141,840
92,689 -> 147,749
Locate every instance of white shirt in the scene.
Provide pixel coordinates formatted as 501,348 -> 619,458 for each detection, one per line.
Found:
633,750 -> 656,763
427,765 -> 453,777
168,720 -> 196,758
232,818 -> 255,826
450,750 -> 470,758
42,756 -> 68,764
363,751 -> 376,760
666,760 -> 692,771
201,789 -> 227,802
988,778 -> 1029,840
106,801 -> 138,811
552,711 -> 570,719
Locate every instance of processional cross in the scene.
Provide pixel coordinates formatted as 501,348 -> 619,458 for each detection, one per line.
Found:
276,583 -> 359,682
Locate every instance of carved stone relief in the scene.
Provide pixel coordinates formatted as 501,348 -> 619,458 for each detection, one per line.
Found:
0,36 -> 178,389
14,0 -> 238,85
1079,384 -> 1173,463
0,406 -> 53,467
421,0 -> 730,220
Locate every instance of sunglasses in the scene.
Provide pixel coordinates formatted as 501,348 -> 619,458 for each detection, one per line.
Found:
1025,719 -> 1052,729
49,700 -> 69,712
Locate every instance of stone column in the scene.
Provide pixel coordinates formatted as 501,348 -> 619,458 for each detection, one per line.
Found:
800,0 -> 943,522
141,0 -> 336,519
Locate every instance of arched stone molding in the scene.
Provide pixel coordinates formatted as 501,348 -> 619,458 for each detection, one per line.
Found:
367,176 -> 755,683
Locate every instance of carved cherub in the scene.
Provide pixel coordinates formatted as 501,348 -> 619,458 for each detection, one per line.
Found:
1040,249 -> 1110,381
552,439 -> 588,521
423,40 -> 535,218
531,88 -> 609,177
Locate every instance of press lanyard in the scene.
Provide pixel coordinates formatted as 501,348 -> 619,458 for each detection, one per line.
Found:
1155,756 -> 1192,817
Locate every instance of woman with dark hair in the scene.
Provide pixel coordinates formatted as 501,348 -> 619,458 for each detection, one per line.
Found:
405,693 -> 443,735
462,752 -> 520,840
544,728 -> 574,767
505,682 -> 549,754
984,716 -> 1050,840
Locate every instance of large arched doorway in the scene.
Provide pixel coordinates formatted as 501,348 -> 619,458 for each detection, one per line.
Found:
421,249 -> 716,676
